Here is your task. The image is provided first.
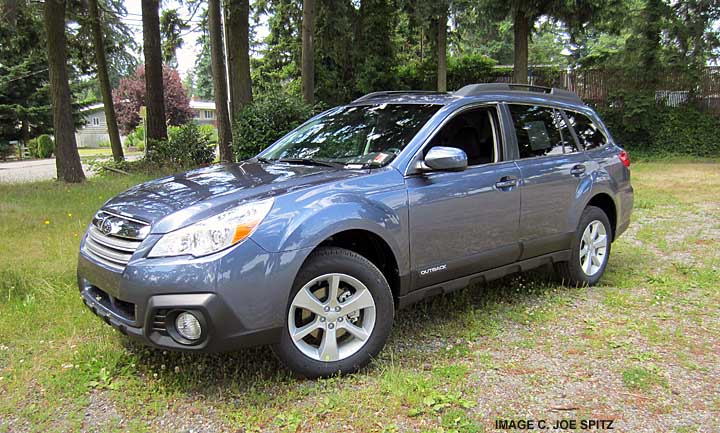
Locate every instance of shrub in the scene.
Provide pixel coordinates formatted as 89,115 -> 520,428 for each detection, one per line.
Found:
397,54 -> 498,91
28,134 -> 54,158
27,138 -> 38,158
37,134 -> 54,158
198,124 -> 218,144
232,92 -> 314,161
146,123 -> 215,168
0,140 -> 14,160
598,91 -> 720,156
98,140 -> 111,148
124,126 -> 144,149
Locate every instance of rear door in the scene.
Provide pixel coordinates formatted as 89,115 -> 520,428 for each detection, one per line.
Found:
506,104 -> 589,259
406,105 -> 522,288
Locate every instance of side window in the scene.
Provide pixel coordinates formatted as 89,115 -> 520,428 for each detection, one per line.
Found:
565,111 -> 607,150
556,110 -> 580,154
509,105 -> 564,158
425,107 -> 498,166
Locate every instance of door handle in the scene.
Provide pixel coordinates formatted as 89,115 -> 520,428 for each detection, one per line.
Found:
495,177 -> 517,189
570,164 -> 586,176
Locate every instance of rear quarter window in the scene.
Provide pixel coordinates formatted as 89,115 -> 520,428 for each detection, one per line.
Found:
565,111 -> 608,150
508,104 -> 565,158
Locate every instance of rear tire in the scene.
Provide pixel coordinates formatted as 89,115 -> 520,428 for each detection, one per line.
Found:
272,247 -> 394,378
555,206 -> 612,286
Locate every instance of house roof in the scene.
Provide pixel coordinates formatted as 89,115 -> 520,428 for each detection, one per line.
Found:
190,100 -> 215,110
79,103 -> 105,113
78,100 -> 217,113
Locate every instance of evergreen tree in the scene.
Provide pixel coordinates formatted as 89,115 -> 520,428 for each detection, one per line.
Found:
45,0 -> 85,182
142,0 -> 168,142
194,10 -> 215,100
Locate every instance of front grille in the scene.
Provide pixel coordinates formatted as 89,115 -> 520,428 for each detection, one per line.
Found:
86,285 -> 136,322
83,211 -> 149,271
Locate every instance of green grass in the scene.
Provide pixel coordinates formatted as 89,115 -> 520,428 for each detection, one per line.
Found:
1,161 -> 719,432
621,365 -> 668,391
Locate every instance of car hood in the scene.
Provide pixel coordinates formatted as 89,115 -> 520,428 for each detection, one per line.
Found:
102,162 -> 366,231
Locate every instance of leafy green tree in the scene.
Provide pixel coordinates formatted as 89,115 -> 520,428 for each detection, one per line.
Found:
193,10 -> 214,100
355,0 -> 398,93
68,0 -> 138,90
0,1 -> 52,145
252,0 -> 302,93
314,0 -> 357,104
667,0 -> 720,70
160,9 -> 190,68
478,0 -> 622,83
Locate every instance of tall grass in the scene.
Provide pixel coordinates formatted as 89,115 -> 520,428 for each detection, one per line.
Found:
0,175 -> 154,302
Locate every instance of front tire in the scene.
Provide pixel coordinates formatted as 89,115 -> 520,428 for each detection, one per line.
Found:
272,247 -> 394,378
555,206 -> 612,286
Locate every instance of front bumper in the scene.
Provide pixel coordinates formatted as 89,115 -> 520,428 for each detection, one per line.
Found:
77,237 -> 311,352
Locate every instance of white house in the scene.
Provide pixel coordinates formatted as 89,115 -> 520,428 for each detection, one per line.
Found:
75,100 -> 217,148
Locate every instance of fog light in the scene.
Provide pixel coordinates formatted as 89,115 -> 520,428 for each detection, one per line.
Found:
175,312 -> 202,340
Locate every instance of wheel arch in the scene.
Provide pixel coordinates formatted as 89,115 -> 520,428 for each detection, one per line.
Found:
300,228 -> 404,304
585,193 -> 618,240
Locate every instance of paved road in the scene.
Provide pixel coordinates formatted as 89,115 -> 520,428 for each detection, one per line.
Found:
0,156 -> 139,183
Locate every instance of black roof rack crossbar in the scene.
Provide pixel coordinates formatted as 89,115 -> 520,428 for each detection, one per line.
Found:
352,90 -> 448,104
454,83 -> 582,103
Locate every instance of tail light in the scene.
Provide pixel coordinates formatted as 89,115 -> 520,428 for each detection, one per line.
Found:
619,150 -> 630,167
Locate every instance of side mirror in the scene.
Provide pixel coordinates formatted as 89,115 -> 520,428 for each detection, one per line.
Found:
422,146 -> 468,172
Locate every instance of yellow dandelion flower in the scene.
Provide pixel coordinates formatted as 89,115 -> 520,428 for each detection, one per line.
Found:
44,220 -> 50,225
67,213 -> 72,217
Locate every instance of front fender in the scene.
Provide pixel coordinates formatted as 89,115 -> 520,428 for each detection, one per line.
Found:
251,177 -> 410,276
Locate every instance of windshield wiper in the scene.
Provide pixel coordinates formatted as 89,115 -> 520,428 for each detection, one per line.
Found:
277,158 -> 342,168
255,156 -> 275,164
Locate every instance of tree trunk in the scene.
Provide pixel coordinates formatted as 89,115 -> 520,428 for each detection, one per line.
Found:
88,0 -> 124,162
512,8 -> 529,84
301,0 -> 316,104
142,0 -> 167,142
208,0 -> 233,162
225,0 -> 252,123
436,12 -> 447,92
44,0 -> 85,183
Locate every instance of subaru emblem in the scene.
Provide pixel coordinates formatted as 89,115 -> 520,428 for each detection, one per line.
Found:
100,217 -> 113,235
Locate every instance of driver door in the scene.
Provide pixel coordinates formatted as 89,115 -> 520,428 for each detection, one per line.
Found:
406,105 -> 522,288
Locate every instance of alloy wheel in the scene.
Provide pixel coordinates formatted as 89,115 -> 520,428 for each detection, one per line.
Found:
288,273 -> 376,362
579,220 -> 608,276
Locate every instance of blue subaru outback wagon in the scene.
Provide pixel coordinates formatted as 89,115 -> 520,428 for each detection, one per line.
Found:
78,83 -> 633,377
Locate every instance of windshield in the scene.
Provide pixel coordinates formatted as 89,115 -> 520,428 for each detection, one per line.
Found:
261,103 -> 440,167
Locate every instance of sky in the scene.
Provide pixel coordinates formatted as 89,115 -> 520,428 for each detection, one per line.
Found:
122,0 -> 268,79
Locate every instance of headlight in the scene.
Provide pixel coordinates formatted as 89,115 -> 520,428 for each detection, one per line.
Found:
148,198 -> 274,258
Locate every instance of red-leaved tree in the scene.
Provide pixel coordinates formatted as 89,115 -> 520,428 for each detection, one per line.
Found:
113,65 -> 195,134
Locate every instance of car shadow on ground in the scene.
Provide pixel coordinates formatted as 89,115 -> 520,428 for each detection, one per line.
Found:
122,265 -> 597,398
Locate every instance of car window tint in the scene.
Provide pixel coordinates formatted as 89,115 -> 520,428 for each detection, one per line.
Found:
425,107 -> 497,166
509,105 -> 564,158
565,111 -> 607,150
556,110 -> 580,154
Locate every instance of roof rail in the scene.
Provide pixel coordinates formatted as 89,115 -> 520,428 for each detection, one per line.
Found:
454,83 -> 582,103
352,90 -> 448,104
